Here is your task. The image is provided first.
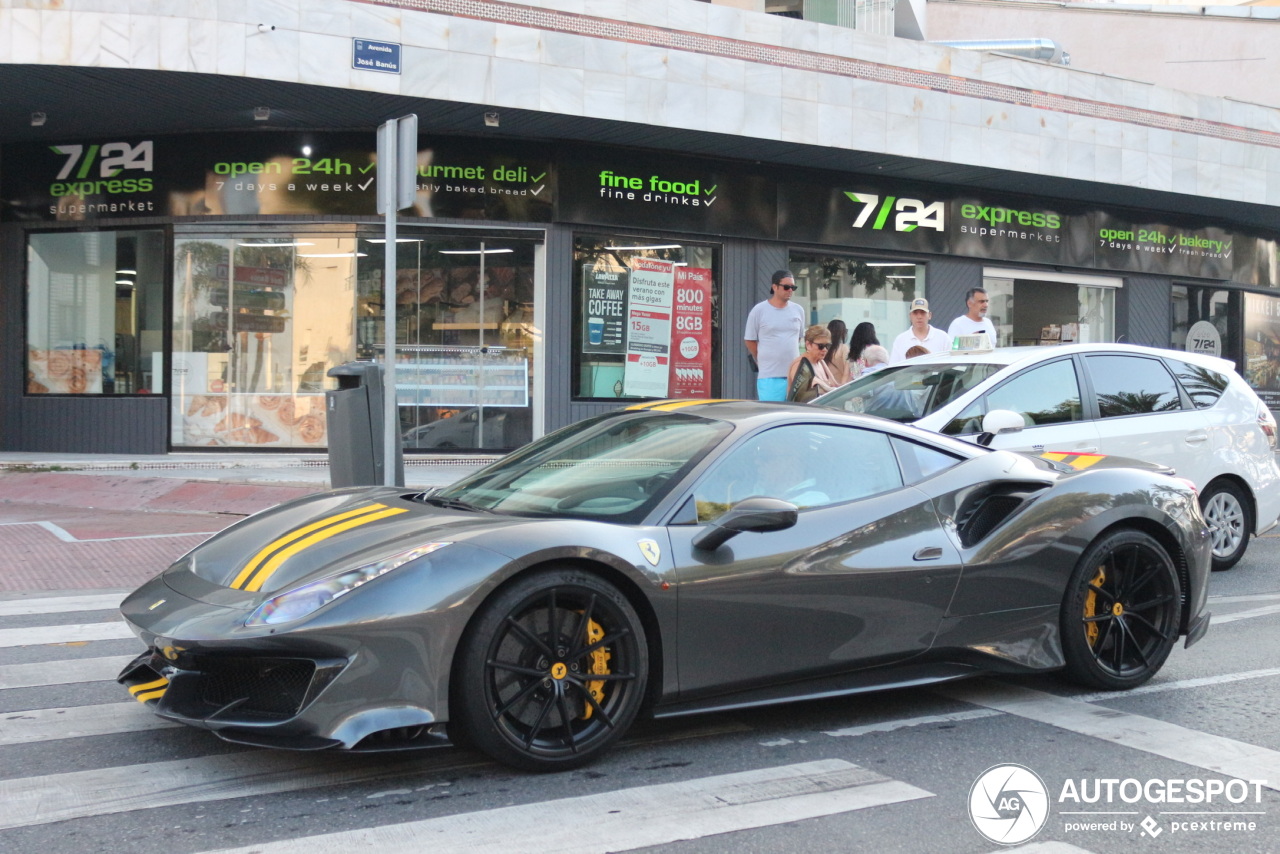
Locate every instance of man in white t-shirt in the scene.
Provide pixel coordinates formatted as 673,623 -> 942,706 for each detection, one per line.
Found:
947,287 -> 998,349
744,270 -> 807,401
889,298 -> 951,363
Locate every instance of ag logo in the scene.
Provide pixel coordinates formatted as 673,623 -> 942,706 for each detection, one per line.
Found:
844,191 -> 944,232
968,763 -> 1049,845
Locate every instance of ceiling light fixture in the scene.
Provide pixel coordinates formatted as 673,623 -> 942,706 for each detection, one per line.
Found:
236,241 -> 314,247
438,248 -> 515,255
115,268 -> 137,275
604,244 -> 682,251
298,252 -> 369,258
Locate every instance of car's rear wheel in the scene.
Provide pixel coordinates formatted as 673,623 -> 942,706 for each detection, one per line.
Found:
454,568 -> 648,771
1060,529 -> 1181,690
1200,481 -> 1251,571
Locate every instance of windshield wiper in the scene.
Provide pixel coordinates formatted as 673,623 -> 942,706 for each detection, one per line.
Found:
419,494 -> 491,513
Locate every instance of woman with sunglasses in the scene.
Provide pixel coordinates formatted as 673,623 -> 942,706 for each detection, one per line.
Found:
786,325 -> 838,402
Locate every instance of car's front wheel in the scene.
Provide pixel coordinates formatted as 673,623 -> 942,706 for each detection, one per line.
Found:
453,568 -> 649,771
1060,529 -> 1181,690
1200,480 -> 1252,571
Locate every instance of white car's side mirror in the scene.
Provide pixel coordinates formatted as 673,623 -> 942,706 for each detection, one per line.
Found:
977,409 -> 1026,446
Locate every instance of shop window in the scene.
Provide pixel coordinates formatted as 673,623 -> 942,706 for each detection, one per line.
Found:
788,253 -> 924,350
1171,285 -> 1238,364
171,233 -> 358,448
983,271 -> 1116,347
26,230 -> 164,395
1243,292 -> 1280,411
572,235 -> 719,400
357,235 -> 538,451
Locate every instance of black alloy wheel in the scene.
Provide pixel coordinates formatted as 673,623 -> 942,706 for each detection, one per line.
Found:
454,568 -> 648,771
1060,529 -> 1181,690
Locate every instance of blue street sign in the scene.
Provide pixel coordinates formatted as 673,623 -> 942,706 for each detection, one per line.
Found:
352,39 -> 401,74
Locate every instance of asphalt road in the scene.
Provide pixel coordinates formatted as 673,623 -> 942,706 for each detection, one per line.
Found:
2,535 -> 1280,854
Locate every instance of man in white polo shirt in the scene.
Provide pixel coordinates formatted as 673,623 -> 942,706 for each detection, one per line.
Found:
947,287 -> 999,349
890,298 -> 951,363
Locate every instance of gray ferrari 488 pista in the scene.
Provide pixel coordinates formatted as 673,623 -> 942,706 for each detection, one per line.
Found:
120,401 -> 1211,771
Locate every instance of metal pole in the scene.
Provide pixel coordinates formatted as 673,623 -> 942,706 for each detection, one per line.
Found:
382,119 -> 398,487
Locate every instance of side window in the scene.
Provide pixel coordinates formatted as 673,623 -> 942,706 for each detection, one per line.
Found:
1167,359 -> 1229,410
942,359 -> 1083,435
1085,355 -> 1182,418
891,437 -> 962,483
692,424 -> 904,523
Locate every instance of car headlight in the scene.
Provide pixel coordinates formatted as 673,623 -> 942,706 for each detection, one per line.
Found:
245,542 -> 451,627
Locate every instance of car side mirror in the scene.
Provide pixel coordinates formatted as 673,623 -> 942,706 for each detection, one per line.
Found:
976,409 -> 1026,447
692,497 -> 799,551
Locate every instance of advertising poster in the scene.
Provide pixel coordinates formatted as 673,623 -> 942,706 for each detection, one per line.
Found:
1243,292 -> 1280,409
581,264 -> 628,354
668,267 -> 713,398
622,258 -> 675,398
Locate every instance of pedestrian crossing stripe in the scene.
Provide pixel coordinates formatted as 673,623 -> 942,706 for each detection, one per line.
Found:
1040,451 -> 1106,470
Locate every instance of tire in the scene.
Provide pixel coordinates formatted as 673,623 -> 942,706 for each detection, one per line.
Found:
453,568 -> 649,772
1060,529 -> 1181,691
1200,481 -> 1252,572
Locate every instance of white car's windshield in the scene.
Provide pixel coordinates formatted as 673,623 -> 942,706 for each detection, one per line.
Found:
814,362 -> 1002,422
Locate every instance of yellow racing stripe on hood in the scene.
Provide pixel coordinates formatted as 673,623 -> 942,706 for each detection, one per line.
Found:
626,399 -> 732,411
243,506 -> 410,592
1041,451 -> 1106,470
231,504 -> 392,590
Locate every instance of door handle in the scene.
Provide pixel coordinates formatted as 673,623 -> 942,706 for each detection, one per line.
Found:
1185,432 -> 1208,445
1076,447 -> 1098,453
914,547 -> 943,561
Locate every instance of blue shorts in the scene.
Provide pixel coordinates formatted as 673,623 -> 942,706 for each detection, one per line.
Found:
757,377 -> 788,401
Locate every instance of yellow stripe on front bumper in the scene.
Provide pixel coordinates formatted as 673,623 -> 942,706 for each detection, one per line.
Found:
243,506 -> 410,592
128,676 -> 169,702
231,503 -> 392,590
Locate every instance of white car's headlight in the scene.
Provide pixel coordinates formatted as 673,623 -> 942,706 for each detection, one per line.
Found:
245,542 -> 451,627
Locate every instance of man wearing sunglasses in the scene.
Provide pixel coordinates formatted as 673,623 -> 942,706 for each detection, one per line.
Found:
744,270 -> 807,401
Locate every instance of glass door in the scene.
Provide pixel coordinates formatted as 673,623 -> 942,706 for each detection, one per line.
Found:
356,233 -> 538,452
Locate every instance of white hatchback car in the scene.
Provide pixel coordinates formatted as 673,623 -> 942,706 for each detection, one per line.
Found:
814,342 -> 1280,570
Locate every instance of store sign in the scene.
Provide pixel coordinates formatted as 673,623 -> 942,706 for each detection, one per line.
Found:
0,133 -> 553,223
1186,320 -> 1222,358
5,133 -> 1280,285
668,267 -> 713,398
622,257 -> 676,398
557,148 -> 776,238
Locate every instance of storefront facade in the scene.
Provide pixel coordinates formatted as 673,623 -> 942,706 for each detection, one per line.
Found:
4,0 -> 1280,453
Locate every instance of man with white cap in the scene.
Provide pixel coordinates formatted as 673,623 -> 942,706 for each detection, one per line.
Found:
889,298 -> 951,363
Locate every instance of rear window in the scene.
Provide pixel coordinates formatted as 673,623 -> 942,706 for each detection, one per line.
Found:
1085,355 -> 1182,418
1166,359 -> 1230,410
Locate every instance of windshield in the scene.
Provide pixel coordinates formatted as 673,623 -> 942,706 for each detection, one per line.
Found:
432,410 -> 731,522
813,362 -> 1002,423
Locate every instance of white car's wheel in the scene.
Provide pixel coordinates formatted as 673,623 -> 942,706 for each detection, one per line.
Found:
1201,481 -> 1251,572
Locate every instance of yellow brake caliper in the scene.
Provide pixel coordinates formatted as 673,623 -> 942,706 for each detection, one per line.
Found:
1085,566 -> 1106,647
582,617 -> 611,719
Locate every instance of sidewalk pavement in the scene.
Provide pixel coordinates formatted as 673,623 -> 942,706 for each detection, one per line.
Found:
0,452 -> 498,596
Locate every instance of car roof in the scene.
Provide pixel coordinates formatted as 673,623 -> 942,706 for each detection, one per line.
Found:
621,398 -> 986,455
902,342 -> 1237,374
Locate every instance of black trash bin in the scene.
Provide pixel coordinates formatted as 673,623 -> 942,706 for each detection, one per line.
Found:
325,361 -> 404,488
